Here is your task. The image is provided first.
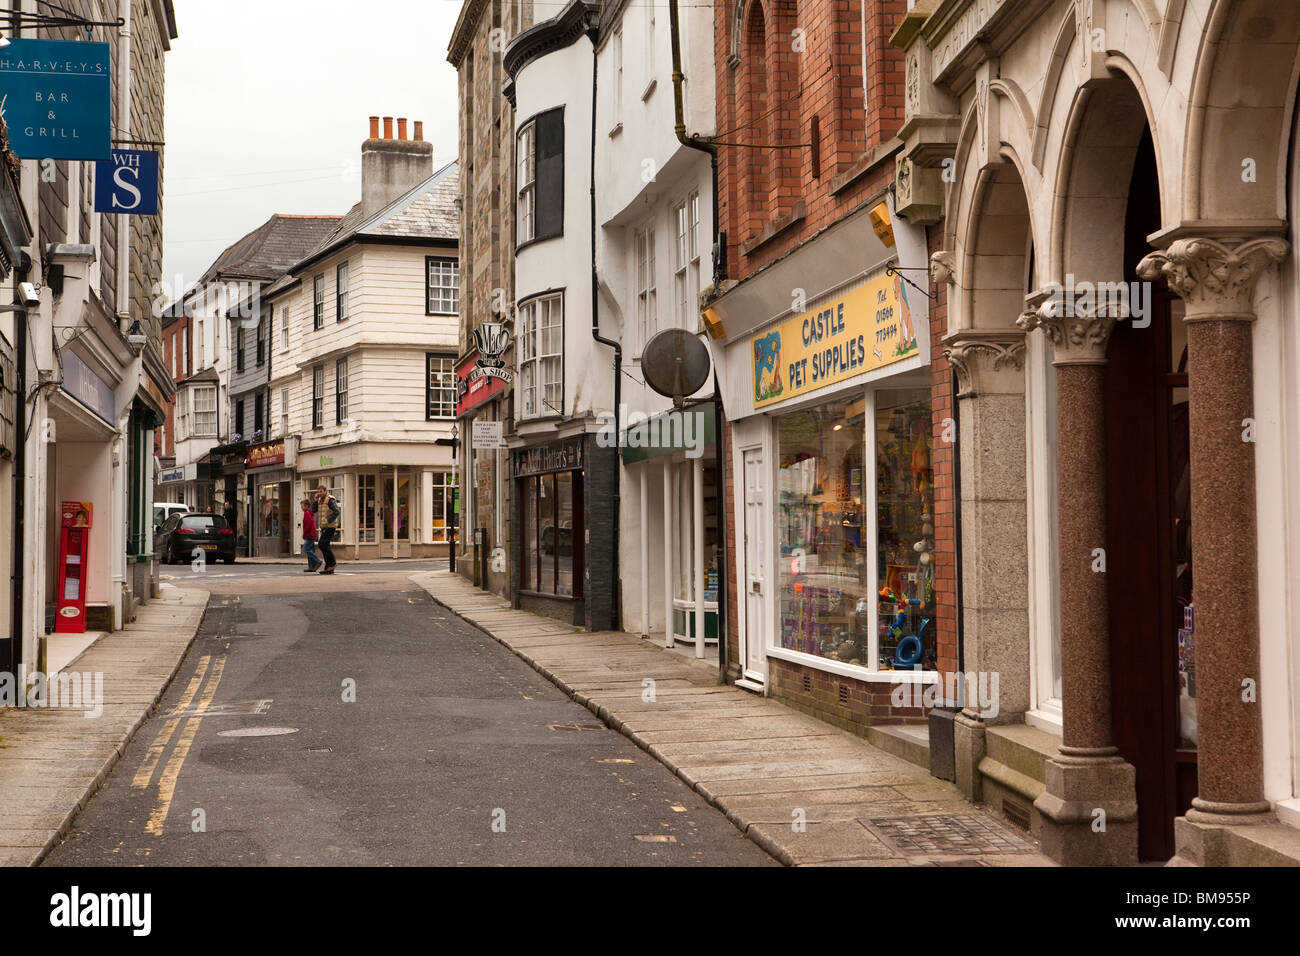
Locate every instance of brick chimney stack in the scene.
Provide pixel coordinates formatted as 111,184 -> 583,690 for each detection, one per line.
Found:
362,114 -> 433,217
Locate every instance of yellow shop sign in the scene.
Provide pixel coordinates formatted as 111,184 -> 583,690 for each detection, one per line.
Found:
751,267 -> 919,408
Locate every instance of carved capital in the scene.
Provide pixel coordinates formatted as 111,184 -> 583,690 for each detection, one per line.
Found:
943,329 -> 1026,398
1018,290 -> 1117,366
1137,236 -> 1290,322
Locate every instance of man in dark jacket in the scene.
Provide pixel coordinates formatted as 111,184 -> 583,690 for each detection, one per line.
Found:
314,484 -> 341,574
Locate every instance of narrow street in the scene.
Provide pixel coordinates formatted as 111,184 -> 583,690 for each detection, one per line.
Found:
42,566 -> 773,866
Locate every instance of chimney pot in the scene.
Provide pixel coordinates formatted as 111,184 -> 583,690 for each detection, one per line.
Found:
383,116 -> 393,140
369,116 -> 380,139
397,117 -> 408,140
414,120 -> 424,142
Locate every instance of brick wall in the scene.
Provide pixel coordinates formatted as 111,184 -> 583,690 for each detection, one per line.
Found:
927,226 -> 958,686
715,0 -> 951,724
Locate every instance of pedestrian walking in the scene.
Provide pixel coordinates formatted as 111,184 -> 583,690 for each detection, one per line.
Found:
315,484 -> 341,574
301,498 -> 323,572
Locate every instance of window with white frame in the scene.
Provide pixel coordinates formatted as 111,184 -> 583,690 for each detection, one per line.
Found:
312,365 -> 324,429
280,386 -> 290,437
177,387 -> 190,440
192,385 -> 217,437
426,257 -> 459,315
313,275 -> 325,330
279,305 -> 289,351
635,224 -> 657,345
517,120 -> 536,243
673,191 -> 701,329
336,261 -> 350,321
613,27 -> 623,125
426,354 -> 456,419
430,471 -> 456,542
182,327 -> 189,374
518,293 -> 563,419
336,357 -> 348,424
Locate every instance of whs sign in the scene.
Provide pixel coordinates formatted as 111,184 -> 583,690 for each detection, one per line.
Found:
95,149 -> 159,215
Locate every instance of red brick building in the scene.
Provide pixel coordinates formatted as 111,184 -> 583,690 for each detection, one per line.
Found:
703,0 -> 957,746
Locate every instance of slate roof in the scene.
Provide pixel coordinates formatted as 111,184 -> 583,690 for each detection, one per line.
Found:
292,161 -> 459,272
198,214 -> 343,285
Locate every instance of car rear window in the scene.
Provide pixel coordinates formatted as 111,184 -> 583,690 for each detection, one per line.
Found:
180,515 -> 227,531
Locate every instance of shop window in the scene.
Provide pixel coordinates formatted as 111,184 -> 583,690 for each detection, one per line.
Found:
776,388 -> 934,673
382,472 -> 410,540
430,471 -> 456,542
258,483 -> 282,538
357,474 -> 377,543
872,389 -> 936,670
521,471 -> 578,597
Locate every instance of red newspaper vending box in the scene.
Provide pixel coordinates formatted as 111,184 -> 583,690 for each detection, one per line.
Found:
55,500 -> 93,633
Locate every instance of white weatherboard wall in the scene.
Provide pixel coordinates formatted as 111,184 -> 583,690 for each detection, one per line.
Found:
513,35 -> 609,424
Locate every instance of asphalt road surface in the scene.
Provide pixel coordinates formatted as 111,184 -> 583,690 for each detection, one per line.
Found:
43,565 -> 775,866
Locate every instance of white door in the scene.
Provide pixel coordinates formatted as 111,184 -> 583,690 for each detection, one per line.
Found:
742,446 -> 768,682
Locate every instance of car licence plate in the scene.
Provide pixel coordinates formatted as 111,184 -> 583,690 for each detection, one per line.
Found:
197,544 -> 217,551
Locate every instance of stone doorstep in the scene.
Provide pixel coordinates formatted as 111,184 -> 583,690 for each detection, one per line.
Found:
1174,817 -> 1300,866
867,723 -> 931,771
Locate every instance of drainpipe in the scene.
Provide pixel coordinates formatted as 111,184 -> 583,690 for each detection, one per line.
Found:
668,0 -> 729,681
115,0 -> 132,329
588,22 -> 621,631
7,257 -> 30,677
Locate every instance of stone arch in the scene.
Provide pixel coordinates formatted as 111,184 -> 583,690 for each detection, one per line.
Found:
1184,0 -> 1300,223
961,161 -> 1036,332
1049,74 -> 1154,285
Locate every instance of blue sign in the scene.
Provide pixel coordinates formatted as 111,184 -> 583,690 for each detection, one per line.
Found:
0,39 -> 111,160
95,149 -> 159,215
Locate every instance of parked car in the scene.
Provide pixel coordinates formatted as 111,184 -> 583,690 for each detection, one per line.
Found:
153,501 -> 189,532
159,512 -> 236,565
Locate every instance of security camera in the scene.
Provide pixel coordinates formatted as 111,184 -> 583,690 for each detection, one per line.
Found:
19,282 -> 39,308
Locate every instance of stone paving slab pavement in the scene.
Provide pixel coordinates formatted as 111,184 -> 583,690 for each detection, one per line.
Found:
413,570 -> 1055,867
0,585 -> 208,866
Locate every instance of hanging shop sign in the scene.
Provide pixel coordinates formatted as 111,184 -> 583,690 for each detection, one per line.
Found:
751,266 -> 919,409
512,436 -> 583,478
93,148 -> 159,215
61,351 -> 115,423
455,348 -> 508,417
247,439 -> 285,469
0,39 -> 112,160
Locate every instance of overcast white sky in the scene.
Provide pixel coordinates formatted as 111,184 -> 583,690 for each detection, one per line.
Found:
162,0 -> 462,295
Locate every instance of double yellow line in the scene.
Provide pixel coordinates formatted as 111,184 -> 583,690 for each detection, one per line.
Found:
133,653 -> 226,836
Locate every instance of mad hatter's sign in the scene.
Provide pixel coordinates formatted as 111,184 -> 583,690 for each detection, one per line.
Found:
0,39 -> 111,160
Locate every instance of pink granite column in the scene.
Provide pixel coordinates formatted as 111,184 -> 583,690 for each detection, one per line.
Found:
1021,294 -> 1138,865
1139,235 -> 1289,825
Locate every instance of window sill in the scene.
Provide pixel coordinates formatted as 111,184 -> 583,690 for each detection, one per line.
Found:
765,645 -> 941,683
641,78 -> 657,102
518,589 -> 581,602
608,122 -> 623,139
739,201 -> 807,258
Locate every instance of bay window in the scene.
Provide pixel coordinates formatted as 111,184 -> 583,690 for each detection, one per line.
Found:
517,293 -> 562,419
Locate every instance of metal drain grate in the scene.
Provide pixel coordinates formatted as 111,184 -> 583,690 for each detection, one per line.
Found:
169,699 -> 272,718
859,813 -> 1038,856
547,722 -> 604,732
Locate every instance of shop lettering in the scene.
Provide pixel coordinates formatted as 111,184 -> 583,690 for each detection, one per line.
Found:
801,302 -> 845,346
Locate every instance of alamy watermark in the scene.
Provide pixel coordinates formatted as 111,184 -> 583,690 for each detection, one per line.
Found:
596,405 -> 708,459
890,669 -> 1000,719
0,666 -> 103,718
1041,274 -> 1152,329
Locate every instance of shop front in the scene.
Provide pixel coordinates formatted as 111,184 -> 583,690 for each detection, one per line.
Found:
509,432 -> 617,631
248,437 -> 295,558
211,441 -> 249,555
296,445 -> 456,561
709,199 -> 947,729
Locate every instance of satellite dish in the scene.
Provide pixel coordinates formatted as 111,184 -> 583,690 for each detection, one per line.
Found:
641,328 -> 711,404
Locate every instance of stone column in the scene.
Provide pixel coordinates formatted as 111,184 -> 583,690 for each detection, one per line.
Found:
942,329 -> 1030,802
1020,294 -> 1138,865
1138,236 -> 1288,833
